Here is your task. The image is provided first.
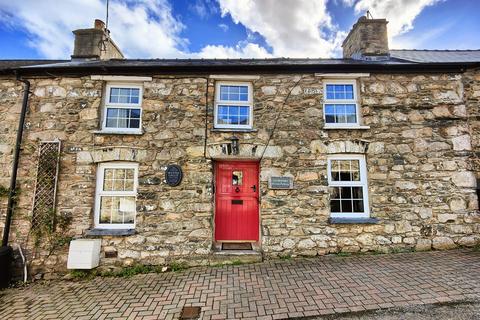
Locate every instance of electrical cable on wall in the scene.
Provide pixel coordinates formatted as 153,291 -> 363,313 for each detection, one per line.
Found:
259,75 -> 307,162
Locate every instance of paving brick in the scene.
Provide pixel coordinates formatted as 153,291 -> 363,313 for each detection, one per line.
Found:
0,250 -> 479,319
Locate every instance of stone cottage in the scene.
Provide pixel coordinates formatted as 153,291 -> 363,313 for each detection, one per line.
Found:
0,17 -> 479,279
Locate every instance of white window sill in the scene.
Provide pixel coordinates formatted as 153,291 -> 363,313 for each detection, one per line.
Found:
323,125 -> 370,130
93,130 -> 144,135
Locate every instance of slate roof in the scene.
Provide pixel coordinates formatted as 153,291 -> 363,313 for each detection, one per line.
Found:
16,57 -> 412,69
390,50 -> 480,63
1,50 -> 480,75
0,60 -> 68,71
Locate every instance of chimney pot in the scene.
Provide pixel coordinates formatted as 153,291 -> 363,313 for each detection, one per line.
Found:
94,19 -> 106,30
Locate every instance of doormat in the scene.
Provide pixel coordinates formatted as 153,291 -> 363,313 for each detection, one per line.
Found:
222,243 -> 253,250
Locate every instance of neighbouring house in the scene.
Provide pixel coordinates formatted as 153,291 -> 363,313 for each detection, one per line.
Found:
0,17 -> 479,280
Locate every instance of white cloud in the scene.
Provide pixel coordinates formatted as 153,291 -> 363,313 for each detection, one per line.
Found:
217,0 -> 343,58
189,0 -> 218,19
0,0 -> 188,59
353,0 -> 440,43
196,42 -> 272,58
218,23 -> 229,32
0,0 -> 442,59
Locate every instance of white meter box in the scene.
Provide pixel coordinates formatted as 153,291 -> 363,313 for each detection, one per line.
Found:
67,239 -> 102,269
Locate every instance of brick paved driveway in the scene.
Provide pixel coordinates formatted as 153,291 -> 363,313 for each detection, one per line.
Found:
0,249 -> 479,320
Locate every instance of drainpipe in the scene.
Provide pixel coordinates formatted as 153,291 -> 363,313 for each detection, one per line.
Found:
1,75 -> 30,247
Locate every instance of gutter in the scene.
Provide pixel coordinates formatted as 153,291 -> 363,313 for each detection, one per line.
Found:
2,75 -> 30,247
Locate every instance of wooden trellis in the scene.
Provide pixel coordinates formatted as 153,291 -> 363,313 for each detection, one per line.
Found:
31,140 -> 61,231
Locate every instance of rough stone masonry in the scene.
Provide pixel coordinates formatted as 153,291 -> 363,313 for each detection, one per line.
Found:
0,16 -> 479,279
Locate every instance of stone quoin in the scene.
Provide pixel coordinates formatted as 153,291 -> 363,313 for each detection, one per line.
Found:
0,16 -> 479,279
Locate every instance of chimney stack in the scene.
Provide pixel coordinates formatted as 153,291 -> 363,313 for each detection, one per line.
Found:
342,16 -> 389,60
71,19 -> 124,60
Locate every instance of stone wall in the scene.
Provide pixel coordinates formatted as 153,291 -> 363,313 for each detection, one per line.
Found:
0,78 -> 23,233
0,70 -> 479,279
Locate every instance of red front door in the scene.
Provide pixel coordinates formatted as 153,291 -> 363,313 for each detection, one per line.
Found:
215,161 -> 259,242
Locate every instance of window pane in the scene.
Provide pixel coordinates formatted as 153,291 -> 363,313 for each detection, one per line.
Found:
346,114 -> 357,124
325,104 -> 335,114
130,96 -> 139,104
239,116 -> 249,125
340,187 -> 352,198
117,118 -> 128,128
103,168 -> 135,191
109,87 -> 141,105
330,160 -> 361,182
219,85 -> 249,101
106,118 -> 117,128
105,108 -> 141,129
100,196 -> 135,225
336,113 -> 347,124
100,196 -> 112,223
107,108 -> 118,118
331,200 -> 341,213
341,200 -> 353,213
232,171 -> 243,185
353,199 -> 364,212
325,104 -> 357,124
325,115 -> 335,123
239,106 -> 249,115
352,186 -> 363,198
331,187 -> 340,199
217,105 -> 250,126
326,84 -> 355,101
129,119 -> 140,128
345,104 -> 356,114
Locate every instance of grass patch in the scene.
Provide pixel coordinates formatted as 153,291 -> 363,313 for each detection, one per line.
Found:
169,261 -> 189,272
336,252 -> 352,257
390,247 -> 414,254
70,269 -> 98,280
70,262 -> 187,280
279,254 -> 292,260
0,185 -> 9,197
101,265 -> 164,278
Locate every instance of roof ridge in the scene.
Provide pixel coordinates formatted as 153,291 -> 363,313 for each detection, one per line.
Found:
391,49 -> 480,52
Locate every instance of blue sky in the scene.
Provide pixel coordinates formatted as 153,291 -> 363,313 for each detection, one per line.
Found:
0,0 -> 479,60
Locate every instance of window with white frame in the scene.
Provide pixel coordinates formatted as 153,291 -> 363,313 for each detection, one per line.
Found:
102,83 -> 143,132
323,80 -> 360,127
214,82 -> 253,129
95,162 -> 138,229
327,155 -> 369,218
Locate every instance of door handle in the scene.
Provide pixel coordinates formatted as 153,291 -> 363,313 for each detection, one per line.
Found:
251,185 -> 256,192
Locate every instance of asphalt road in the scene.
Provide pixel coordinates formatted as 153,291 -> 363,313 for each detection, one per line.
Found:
320,301 -> 480,320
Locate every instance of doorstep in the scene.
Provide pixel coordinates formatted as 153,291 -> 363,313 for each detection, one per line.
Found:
211,242 -> 263,265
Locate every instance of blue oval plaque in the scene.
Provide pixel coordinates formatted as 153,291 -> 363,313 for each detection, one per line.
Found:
165,165 -> 183,187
